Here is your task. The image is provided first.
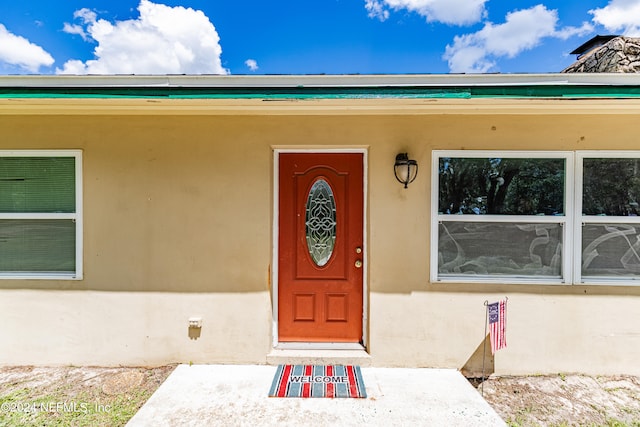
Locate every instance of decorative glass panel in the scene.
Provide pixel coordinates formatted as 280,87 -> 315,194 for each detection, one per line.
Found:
305,179 -> 337,267
438,157 -> 565,215
582,224 -> 640,278
438,222 -> 562,277
583,158 -> 640,216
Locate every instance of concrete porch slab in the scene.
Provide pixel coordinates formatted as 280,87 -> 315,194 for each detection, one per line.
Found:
126,364 -> 505,426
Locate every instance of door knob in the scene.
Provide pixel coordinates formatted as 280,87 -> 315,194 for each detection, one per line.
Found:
355,260 -> 363,268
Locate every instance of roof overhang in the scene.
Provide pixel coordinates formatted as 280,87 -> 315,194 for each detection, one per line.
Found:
2,74 -> 640,116
2,73 -> 640,89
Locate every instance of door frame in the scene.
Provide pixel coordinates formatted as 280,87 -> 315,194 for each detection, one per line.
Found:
272,147 -> 368,350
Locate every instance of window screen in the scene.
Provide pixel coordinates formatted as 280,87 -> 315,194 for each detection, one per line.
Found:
0,152 -> 81,279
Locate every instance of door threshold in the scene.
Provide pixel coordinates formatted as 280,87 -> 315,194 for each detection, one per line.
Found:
275,342 -> 365,351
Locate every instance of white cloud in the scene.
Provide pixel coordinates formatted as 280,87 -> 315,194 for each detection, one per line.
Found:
61,8 -> 99,43
444,5 -> 593,73
554,22 -> 595,40
365,1 -> 390,21
62,23 -> 89,41
245,59 -> 259,71
58,60 -> 88,75
365,0 -> 487,25
74,8 -> 97,24
0,24 -> 54,72
590,0 -> 640,36
58,0 -> 227,75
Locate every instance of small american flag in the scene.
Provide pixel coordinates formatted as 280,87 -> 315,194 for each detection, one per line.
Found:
488,299 -> 507,354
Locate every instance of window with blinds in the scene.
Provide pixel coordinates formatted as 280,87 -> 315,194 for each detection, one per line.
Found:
0,151 -> 82,279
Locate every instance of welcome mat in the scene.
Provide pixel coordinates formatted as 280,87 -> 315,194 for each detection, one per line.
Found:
269,364 -> 367,398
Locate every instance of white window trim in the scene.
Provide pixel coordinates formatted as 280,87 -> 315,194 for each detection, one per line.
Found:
433,150 -> 640,286
0,150 -> 82,280
431,150 -> 574,285
575,151 -> 640,285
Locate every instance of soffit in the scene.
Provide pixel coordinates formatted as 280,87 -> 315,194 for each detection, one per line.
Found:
2,97 -> 640,116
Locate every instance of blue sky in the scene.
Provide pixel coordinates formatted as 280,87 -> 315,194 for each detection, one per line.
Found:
0,0 -> 639,75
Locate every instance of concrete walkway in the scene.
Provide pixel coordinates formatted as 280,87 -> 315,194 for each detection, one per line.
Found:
127,364 -> 505,426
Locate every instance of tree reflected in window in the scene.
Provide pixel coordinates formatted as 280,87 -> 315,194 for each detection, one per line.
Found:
583,158 -> 640,216
439,157 -> 565,215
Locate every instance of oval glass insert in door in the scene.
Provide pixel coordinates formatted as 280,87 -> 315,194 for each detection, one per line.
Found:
305,179 -> 337,267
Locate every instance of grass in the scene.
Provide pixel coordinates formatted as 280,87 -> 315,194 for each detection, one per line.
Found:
487,373 -> 640,427
0,388 -> 147,427
507,419 -> 640,427
506,406 -> 536,427
0,366 -> 173,427
602,420 -> 640,427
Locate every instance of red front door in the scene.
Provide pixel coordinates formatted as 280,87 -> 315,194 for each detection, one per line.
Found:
278,152 -> 364,342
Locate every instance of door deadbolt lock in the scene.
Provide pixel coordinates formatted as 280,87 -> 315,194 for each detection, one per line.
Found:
355,260 -> 363,268
355,247 -> 362,254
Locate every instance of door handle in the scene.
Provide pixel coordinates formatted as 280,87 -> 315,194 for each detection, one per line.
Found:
355,260 -> 363,268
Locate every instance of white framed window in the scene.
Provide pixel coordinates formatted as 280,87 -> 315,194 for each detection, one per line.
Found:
576,152 -> 640,284
0,150 -> 82,280
431,151 -> 574,284
432,150 -> 640,285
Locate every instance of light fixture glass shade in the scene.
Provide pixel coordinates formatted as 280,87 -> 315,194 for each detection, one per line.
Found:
394,153 -> 418,188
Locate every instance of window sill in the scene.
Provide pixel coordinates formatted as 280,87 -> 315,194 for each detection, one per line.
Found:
0,273 -> 82,280
434,276 -> 566,285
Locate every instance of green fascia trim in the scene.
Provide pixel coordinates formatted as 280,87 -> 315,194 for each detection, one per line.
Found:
472,85 -> 640,98
0,86 -> 473,99
0,92 -> 473,99
2,85 -> 640,99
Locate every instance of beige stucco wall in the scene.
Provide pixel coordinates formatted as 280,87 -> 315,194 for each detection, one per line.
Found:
1,97 -> 640,374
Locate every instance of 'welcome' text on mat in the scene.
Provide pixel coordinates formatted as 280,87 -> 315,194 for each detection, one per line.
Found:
269,365 -> 367,398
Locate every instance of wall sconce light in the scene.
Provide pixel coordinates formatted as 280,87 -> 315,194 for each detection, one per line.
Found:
394,153 -> 418,188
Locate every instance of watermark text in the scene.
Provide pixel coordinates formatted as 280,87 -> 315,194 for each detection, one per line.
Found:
1,401 -> 111,414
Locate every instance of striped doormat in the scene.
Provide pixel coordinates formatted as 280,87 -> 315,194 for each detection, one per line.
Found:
269,364 -> 367,398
